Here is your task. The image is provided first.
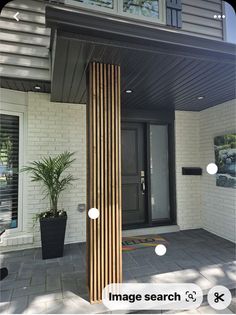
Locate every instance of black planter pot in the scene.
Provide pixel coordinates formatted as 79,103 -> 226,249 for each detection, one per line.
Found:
40,215 -> 67,259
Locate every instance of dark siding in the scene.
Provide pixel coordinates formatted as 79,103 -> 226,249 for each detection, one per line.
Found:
181,0 -> 224,40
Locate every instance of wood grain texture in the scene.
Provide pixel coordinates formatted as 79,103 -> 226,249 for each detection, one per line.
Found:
87,62 -> 122,303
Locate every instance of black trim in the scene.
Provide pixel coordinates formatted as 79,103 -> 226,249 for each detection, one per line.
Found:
121,109 -> 175,123
146,123 -> 152,226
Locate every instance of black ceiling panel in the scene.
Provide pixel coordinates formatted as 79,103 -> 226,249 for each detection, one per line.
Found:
48,5 -> 236,111
0,77 -> 51,93
51,35 -> 235,111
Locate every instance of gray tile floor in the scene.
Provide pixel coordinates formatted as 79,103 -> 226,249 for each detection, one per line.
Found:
0,229 -> 235,314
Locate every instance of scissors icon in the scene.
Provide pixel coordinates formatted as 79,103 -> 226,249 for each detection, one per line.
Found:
214,292 -> 225,303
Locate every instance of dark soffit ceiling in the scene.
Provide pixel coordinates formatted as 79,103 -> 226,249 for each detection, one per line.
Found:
47,6 -> 236,111
0,77 -> 51,93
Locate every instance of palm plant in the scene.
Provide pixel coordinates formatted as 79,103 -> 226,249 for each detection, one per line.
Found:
22,151 -> 76,218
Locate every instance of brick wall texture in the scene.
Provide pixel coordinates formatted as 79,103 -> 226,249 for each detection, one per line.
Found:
175,99 -> 236,242
1,89 -> 235,250
25,93 -> 87,246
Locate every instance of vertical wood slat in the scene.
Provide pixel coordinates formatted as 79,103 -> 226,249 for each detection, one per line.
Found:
92,62 -> 97,302
107,64 -> 112,286
87,62 -> 122,304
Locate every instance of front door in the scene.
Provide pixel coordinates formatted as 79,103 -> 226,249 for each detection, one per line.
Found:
121,122 -> 146,227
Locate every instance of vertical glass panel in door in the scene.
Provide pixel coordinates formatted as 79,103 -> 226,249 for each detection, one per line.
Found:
150,125 -> 170,221
123,1 -> 159,18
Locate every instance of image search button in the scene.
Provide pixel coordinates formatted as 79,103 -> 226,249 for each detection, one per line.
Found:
102,283 -> 203,311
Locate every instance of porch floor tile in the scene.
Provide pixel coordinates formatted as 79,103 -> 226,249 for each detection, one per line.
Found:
0,229 -> 235,314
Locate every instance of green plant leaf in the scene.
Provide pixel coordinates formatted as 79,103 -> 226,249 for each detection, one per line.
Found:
21,152 -> 77,217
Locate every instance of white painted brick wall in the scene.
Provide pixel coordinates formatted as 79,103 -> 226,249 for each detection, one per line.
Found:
1,90 -> 87,251
26,93 -> 87,247
175,101 -> 236,242
199,100 -> 236,242
175,111 -> 202,230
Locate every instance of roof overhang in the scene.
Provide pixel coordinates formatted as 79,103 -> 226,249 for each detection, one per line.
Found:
46,5 -> 236,111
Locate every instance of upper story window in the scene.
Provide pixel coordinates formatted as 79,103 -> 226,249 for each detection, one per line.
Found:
65,0 -> 166,24
0,114 -> 20,231
122,1 -> 159,18
72,0 -> 114,9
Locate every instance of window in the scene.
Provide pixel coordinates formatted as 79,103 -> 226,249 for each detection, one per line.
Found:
0,114 -> 20,231
121,1 -> 160,21
65,0 -> 116,13
150,125 -> 170,221
65,0 -> 166,24
69,0 -> 114,9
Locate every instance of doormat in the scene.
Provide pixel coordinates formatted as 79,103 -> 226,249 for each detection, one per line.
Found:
122,234 -> 168,251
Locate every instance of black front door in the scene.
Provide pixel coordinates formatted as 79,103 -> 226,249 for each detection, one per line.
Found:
121,122 -> 146,227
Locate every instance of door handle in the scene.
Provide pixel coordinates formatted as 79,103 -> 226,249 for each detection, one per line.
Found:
141,171 -> 145,195
141,180 -> 146,194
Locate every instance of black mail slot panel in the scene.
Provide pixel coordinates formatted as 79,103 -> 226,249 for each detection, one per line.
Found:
182,167 -> 202,175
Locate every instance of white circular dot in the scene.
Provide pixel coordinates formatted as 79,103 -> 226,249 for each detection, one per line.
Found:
214,15 -> 217,19
218,15 -> 222,19
88,208 -> 99,219
155,244 -> 167,256
206,163 -> 218,175
222,15 -> 225,19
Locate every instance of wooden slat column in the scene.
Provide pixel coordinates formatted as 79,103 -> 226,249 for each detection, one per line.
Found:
87,62 -> 122,304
